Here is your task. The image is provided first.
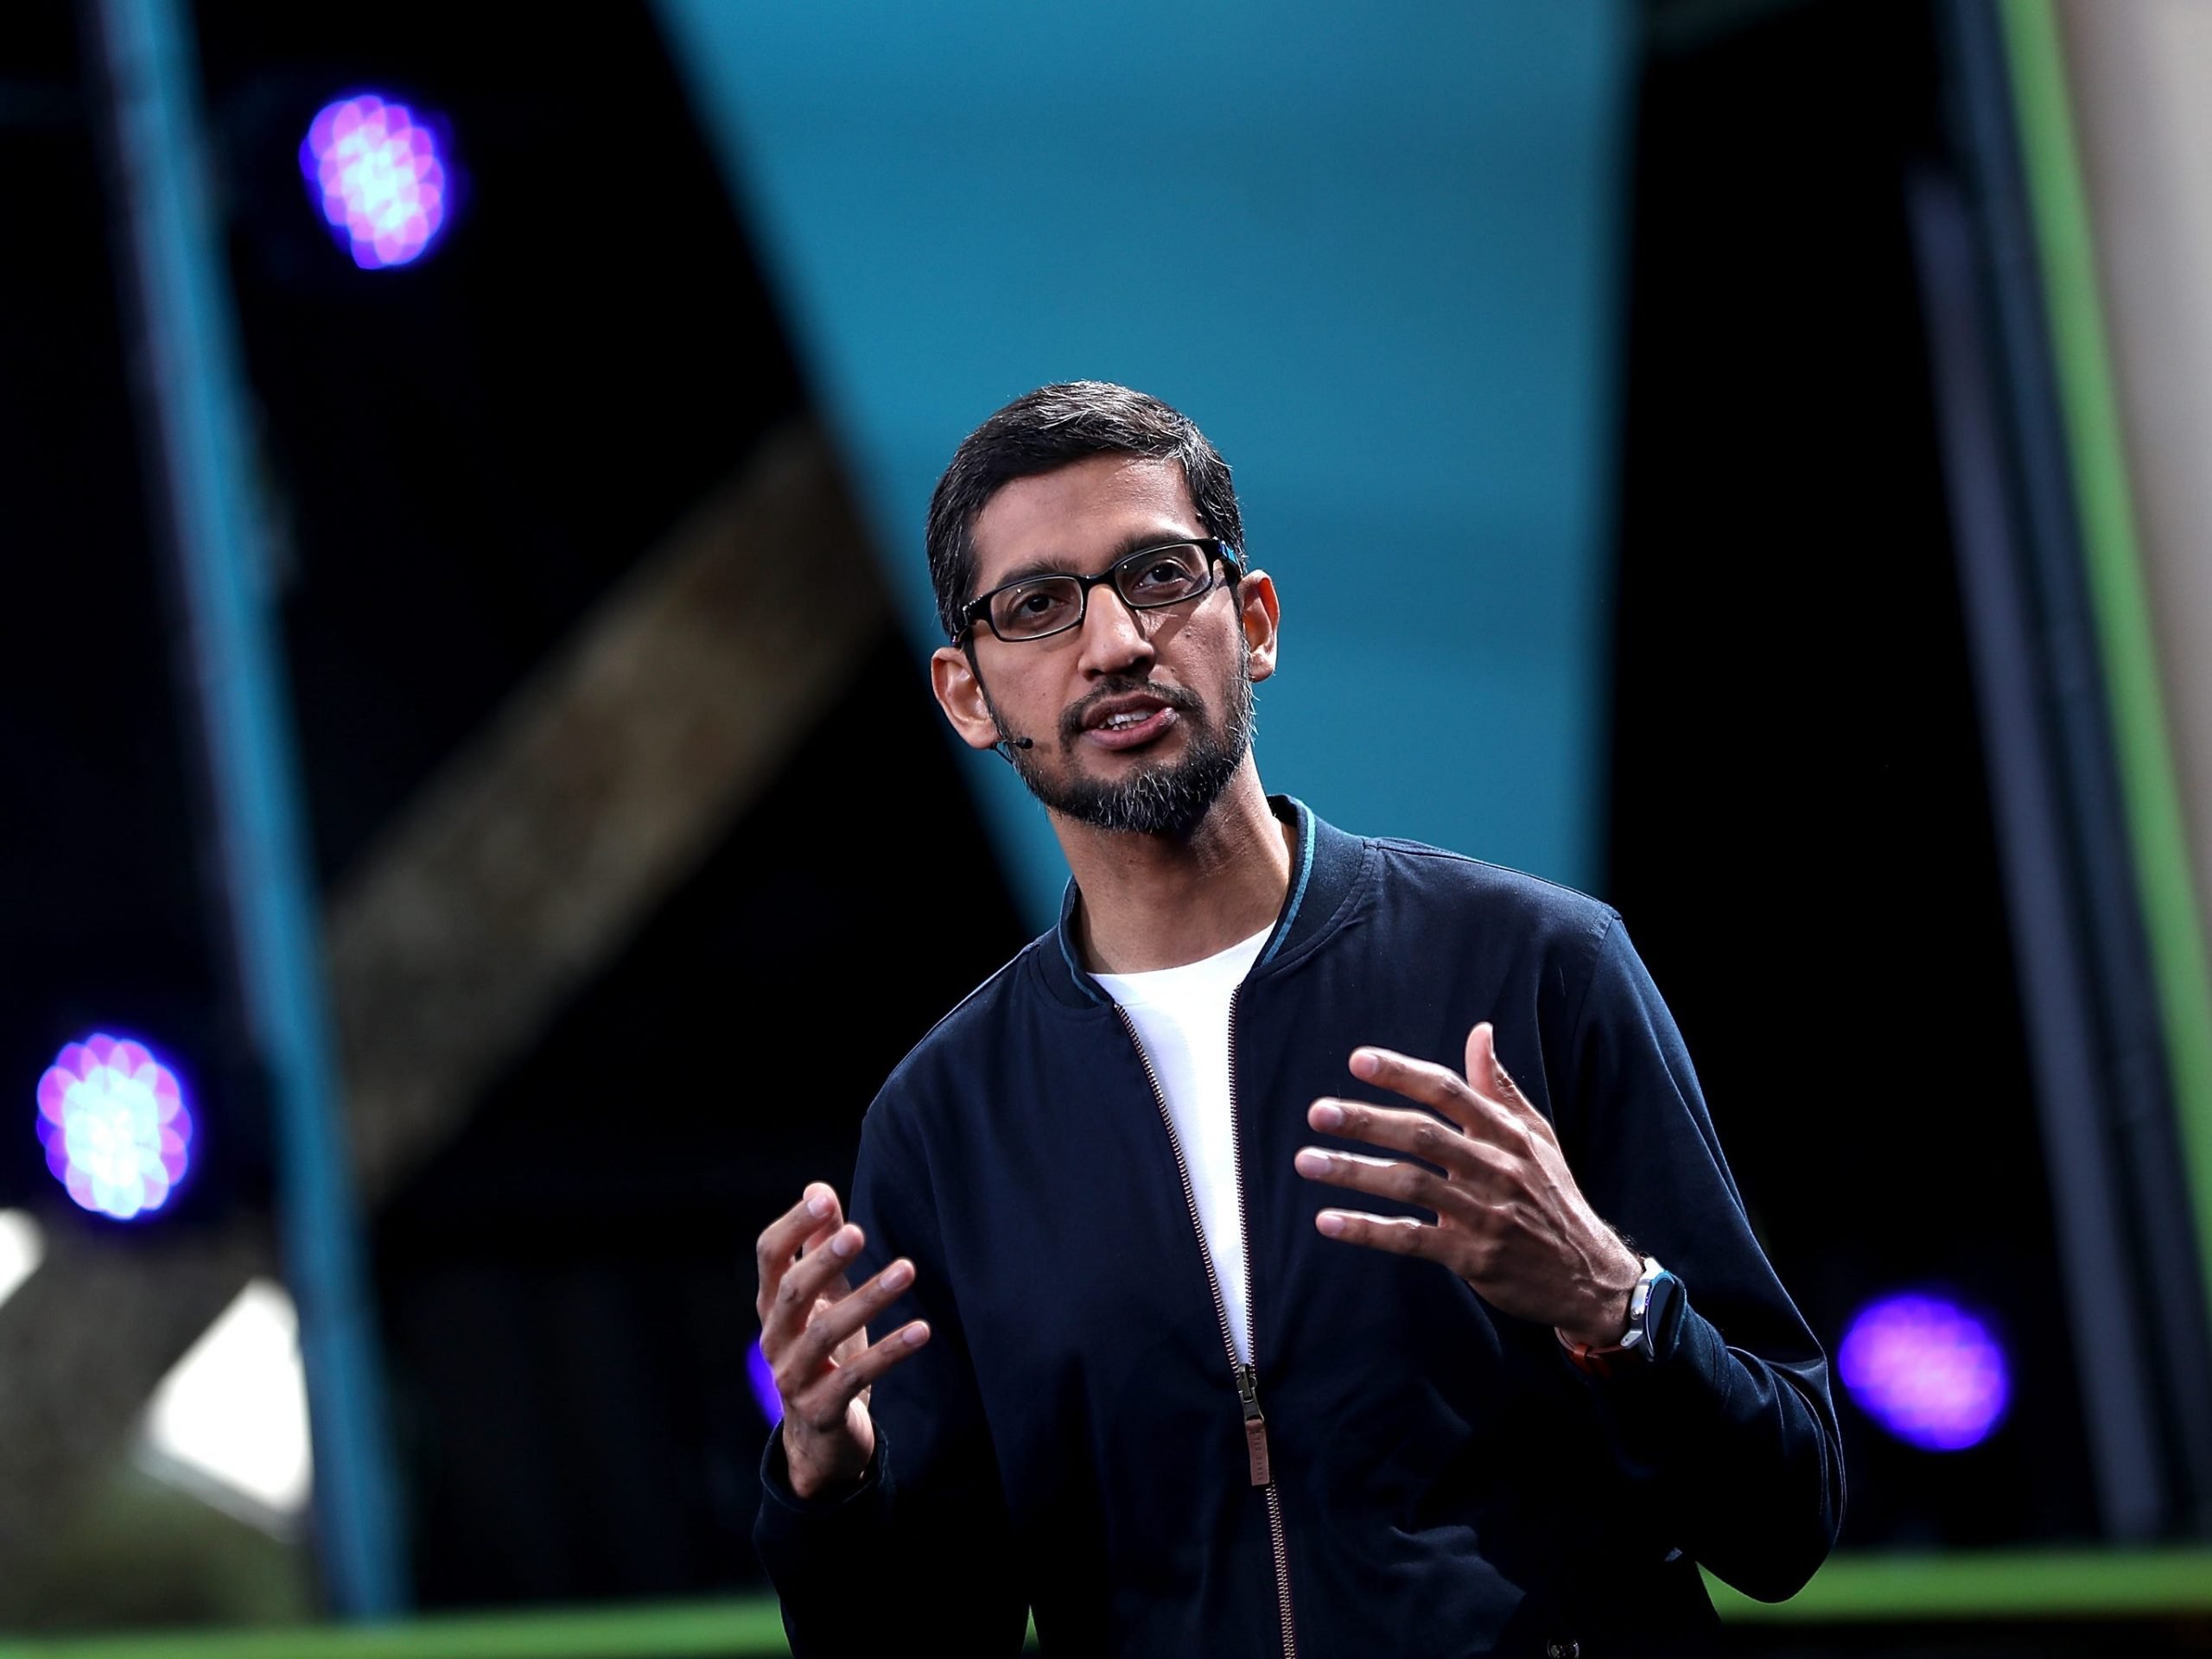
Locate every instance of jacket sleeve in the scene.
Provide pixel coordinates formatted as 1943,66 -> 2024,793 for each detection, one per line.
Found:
753,1090 -> 1029,1655
1558,917 -> 1847,1602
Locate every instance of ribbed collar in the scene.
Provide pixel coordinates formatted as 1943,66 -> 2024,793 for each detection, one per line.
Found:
1040,796 -> 1367,1007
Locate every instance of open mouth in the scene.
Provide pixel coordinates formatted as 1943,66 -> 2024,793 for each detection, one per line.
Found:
1084,705 -> 1177,750
1071,689 -> 1188,753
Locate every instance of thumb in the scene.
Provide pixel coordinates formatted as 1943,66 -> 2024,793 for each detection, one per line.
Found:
1465,1020 -> 1522,1105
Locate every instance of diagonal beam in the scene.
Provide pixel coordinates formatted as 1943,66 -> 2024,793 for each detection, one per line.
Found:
331,421 -> 887,1198
0,421 -> 888,1608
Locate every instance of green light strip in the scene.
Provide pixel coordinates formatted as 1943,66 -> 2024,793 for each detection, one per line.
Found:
1707,1549 -> 2212,1621
1998,0 -> 2212,1325
10,1553 -> 2212,1656
0,1602 -> 789,1659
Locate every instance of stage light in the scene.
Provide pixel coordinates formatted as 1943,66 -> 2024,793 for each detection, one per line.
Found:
36,1034 -> 194,1221
1839,1291 -> 2010,1452
746,1336 -> 782,1427
300,94 -> 450,270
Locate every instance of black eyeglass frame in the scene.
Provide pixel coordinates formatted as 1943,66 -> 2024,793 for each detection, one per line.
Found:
953,537 -> 1243,645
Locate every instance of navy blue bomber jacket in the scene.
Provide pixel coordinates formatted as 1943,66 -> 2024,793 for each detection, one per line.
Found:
756,800 -> 1843,1656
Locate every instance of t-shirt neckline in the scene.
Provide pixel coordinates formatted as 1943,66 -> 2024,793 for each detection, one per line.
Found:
1092,925 -> 1274,1007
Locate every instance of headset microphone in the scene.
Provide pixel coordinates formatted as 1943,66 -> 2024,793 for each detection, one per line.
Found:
1010,737 -> 1034,749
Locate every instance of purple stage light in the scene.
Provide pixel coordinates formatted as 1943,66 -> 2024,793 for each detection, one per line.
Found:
36,1034 -> 194,1221
746,1337 -> 783,1427
1839,1292 -> 2010,1452
300,94 -> 449,270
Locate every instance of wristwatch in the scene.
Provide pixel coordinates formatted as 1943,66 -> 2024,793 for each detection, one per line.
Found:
1560,1255 -> 1682,1377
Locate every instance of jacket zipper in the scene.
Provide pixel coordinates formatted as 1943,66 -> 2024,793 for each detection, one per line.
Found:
1114,990 -> 1298,1659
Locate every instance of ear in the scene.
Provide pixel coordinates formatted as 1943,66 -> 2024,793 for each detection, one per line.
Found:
931,645 -> 1005,752
1236,569 -> 1281,683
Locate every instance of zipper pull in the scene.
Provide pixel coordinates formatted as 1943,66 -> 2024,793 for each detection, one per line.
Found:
1237,1363 -> 1273,1487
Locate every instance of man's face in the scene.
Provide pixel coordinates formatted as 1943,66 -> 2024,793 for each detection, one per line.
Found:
933,454 -> 1275,839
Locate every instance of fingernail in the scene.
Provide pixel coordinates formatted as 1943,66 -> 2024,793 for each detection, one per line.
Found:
1316,1211 -> 1347,1237
806,1192 -> 834,1220
1349,1051 -> 1378,1079
880,1261 -> 913,1292
1294,1148 -> 1332,1178
1310,1101 -> 1344,1130
830,1227 -> 859,1258
902,1323 -> 931,1346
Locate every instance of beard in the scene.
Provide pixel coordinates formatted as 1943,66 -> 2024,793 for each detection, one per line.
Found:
995,657 -> 1257,840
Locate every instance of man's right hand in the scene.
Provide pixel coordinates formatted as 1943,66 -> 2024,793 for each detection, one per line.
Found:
755,1182 -> 931,1500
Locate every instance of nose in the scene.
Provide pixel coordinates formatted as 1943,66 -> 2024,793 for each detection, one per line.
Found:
1074,582 -> 1156,678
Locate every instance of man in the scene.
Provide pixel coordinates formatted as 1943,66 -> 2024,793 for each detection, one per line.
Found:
753,383 -> 1842,1656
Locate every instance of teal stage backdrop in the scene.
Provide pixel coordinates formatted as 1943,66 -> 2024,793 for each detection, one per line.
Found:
653,1 -> 1633,926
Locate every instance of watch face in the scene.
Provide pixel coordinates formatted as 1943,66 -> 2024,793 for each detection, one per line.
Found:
1642,1270 -> 1683,1363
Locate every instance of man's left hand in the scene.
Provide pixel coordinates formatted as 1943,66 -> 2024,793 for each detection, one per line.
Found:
1294,1021 -> 1643,1348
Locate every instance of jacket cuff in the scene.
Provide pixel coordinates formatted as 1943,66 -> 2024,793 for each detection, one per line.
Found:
1556,1281 -> 1730,1456
755,1426 -> 896,1576
758,1427 -> 888,1520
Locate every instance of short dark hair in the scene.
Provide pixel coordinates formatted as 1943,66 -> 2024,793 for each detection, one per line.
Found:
925,381 -> 1245,641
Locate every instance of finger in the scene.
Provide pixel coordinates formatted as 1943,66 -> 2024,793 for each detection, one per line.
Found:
1292,1145 -> 1461,1221
1311,1208 -> 1444,1258
756,1184 -> 844,1296
790,1321 -> 932,1428
788,1258 -> 919,1375
1345,1045 -> 1499,1137
1327,1044 -> 1522,1150
755,1187 -> 841,1325
1306,1097 -> 1510,1179
762,1222 -> 868,1355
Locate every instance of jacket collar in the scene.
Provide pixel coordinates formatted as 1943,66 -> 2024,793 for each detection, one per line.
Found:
1041,796 -> 1365,1007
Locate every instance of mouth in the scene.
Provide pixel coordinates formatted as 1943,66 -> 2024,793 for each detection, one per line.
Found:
1073,690 -> 1185,753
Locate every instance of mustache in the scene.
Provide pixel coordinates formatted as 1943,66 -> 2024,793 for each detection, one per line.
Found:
1058,677 -> 1204,744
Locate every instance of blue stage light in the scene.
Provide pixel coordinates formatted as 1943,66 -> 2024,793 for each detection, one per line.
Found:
1838,1291 -> 2010,1452
36,1034 -> 194,1221
300,94 -> 450,270
746,1337 -> 782,1427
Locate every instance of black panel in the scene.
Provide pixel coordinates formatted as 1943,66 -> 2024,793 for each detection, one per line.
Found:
1612,0 -> 2099,1547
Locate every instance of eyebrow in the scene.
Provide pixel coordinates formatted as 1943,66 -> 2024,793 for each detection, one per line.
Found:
986,528 -> 1208,592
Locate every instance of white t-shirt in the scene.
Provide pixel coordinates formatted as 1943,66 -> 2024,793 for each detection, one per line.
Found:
1093,925 -> 1273,1365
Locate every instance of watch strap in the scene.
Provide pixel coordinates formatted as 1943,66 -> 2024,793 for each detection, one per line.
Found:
1559,1255 -> 1666,1378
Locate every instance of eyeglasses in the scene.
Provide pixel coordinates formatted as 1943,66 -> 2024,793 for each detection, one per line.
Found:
956,538 -> 1241,645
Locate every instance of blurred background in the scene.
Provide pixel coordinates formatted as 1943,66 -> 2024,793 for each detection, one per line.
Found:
3,0 -> 2210,1653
